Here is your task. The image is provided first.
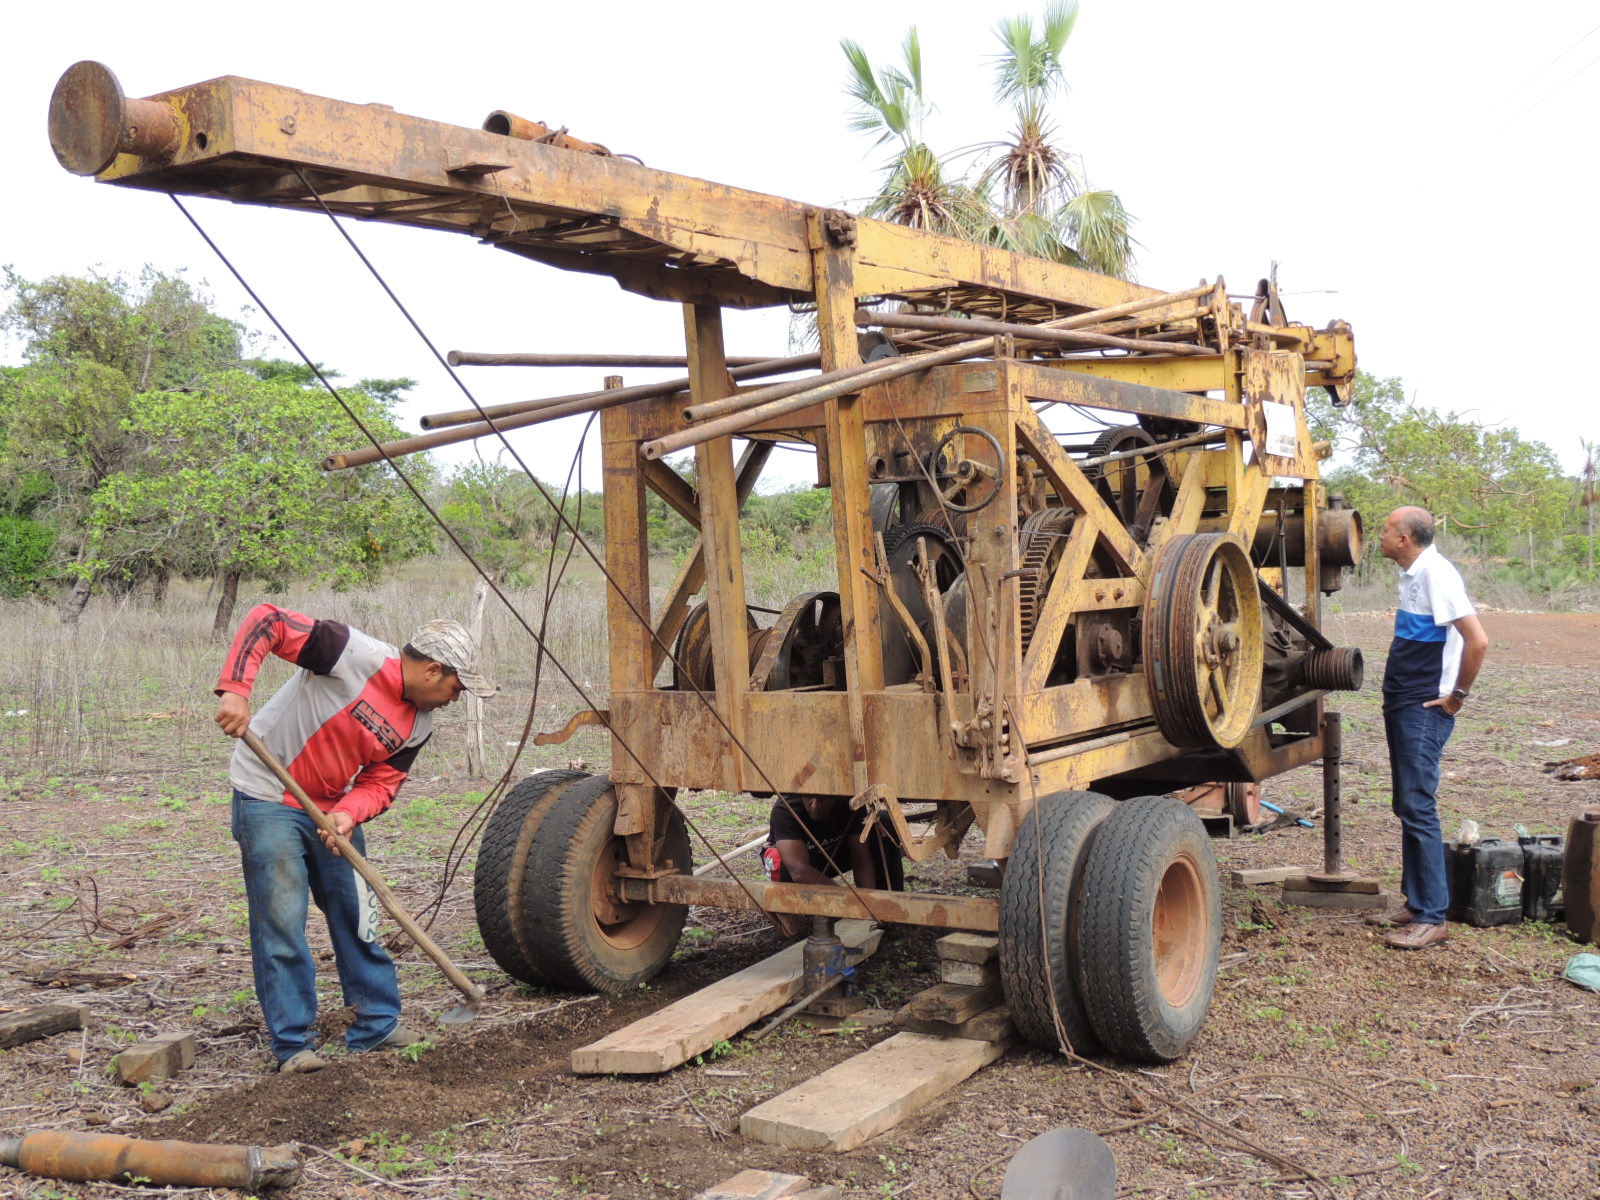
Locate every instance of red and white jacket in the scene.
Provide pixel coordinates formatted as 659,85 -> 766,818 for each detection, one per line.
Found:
217,604 -> 432,823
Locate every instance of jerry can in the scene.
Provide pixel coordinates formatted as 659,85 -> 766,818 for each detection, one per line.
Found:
1519,833 -> 1564,922
1447,838 -> 1524,927
1566,810 -> 1600,944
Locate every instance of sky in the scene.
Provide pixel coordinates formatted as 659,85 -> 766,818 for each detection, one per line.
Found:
4,1 -> 1598,492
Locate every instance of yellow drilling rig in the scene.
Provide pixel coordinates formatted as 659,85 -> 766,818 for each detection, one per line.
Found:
50,61 -> 1367,1062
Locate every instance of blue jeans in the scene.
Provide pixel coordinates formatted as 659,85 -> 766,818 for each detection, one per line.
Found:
231,790 -> 402,1062
1383,704 -> 1456,925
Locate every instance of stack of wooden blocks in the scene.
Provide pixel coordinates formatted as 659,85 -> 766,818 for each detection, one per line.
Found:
894,933 -> 1013,1042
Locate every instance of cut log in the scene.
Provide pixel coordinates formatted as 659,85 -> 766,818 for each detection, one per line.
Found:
0,1004 -> 85,1049
906,981 -> 1003,1024
740,1031 -> 1009,1151
571,920 -> 881,1074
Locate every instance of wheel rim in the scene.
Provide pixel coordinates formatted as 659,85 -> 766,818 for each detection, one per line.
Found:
1152,851 -> 1207,1008
588,833 -> 667,951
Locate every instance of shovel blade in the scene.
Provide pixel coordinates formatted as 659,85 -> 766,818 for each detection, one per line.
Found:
1001,1127 -> 1116,1200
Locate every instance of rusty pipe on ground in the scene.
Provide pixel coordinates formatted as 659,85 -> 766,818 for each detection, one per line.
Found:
0,1131 -> 301,1190
447,352 -> 771,368
856,308 -> 1211,356
482,111 -> 612,156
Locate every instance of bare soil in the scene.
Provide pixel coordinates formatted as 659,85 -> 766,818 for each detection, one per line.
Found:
2,610 -> 1598,1200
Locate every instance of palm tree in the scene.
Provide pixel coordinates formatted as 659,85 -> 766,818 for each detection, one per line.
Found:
977,1 -> 1135,278
842,5 -> 1136,279
841,31 -> 987,239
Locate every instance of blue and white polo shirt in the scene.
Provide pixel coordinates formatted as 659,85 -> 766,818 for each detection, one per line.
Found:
1381,544 -> 1476,713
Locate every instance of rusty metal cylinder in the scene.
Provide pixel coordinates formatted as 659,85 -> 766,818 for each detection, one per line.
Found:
50,61 -> 180,176
482,111 -> 611,155
1296,646 -> 1364,692
0,1131 -> 301,1190
1201,507 -> 1363,569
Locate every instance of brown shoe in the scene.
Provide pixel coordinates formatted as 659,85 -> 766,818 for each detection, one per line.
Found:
1383,922 -> 1449,950
1365,904 -> 1416,928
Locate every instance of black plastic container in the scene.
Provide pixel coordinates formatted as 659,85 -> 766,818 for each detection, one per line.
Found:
1447,838 -> 1525,927
1520,834 -> 1565,922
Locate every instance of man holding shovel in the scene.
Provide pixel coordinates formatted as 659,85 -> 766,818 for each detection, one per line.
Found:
215,605 -> 495,1074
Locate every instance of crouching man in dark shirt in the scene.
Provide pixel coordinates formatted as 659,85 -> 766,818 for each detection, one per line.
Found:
765,795 -> 904,891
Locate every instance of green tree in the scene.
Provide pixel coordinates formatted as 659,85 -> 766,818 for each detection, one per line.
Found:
88,371 -> 436,633
843,3 -> 1135,277
1310,370 -> 1574,573
439,461 -> 561,584
1,267 -> 247,618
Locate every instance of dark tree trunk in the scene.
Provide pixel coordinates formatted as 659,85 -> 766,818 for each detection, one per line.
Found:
151,566 -> 171,610
59,576 -> 93,626
212,566 -> 242,637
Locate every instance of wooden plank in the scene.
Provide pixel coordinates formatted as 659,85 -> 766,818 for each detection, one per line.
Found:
0,1004 -> 84,1049
1230,867 -> 1308,887
894,1005 -> 1013,1044
1279,889 -> 1389,911
939,959 -> 1000,988
571,921 -> 881,1075
690,1170 -> 839,1200
740,1031 -> 1010,1151
906,981 -> 1004,1024
934,933 -> 999,965
1283,875 -> 1380,894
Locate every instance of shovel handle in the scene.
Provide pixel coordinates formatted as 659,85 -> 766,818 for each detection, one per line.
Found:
241,730 -> 485,1006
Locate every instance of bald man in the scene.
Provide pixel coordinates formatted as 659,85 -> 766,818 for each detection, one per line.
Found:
1366,507 -> 1489,949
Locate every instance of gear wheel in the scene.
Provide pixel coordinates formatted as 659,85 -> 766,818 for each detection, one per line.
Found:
1018,507 -> 1074,652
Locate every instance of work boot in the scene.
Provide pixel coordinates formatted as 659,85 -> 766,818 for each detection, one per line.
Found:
1364,904 -> 1416,928
1383,922 -> 1449,950
278,1049 -> 327,1074
379,1023 -> 426,1049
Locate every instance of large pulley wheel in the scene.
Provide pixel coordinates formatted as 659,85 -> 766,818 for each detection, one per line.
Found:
672,601 -> 761,692
519,774 -> 691,994
474,769 -> 591,985
879,522 -> 962,685
1074,795 -> 1222,1063
999,791 -> 1118,1055
750,591 -> 844,691
1086,424 -> 1171,534
1142,533 -> 1264,750
930,424 -> 1006,514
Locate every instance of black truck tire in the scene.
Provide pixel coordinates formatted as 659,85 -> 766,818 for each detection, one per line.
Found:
474,769 -> 591,985
520,774 -> 691,994
1075,795 -> 1221,1062
999,790 -> 1118,1055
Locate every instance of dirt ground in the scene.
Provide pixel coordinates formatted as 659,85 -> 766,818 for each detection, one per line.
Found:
2,609 -> 1598,1200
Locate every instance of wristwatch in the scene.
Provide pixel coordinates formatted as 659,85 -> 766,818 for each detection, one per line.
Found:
1450,688 -> 1470,702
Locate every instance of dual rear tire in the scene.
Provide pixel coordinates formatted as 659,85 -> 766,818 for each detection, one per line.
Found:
999,792 -> 1221,1063
474,772 -> 690,994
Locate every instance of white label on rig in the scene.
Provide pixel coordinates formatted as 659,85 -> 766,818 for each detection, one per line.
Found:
1263,401 -> 1299,458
